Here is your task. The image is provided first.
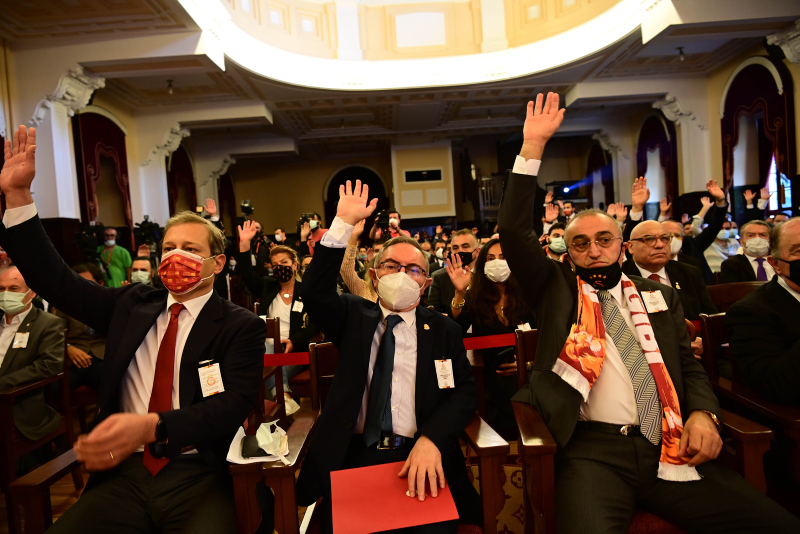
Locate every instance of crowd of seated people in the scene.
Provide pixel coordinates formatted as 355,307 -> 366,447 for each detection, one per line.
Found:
1,91 -> 798,534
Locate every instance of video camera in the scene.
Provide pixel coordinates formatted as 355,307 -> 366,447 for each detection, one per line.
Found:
241,200 -> 254,216
134,215 -> 163,246
72,222 -> 106,271
374,209 -> 391,231
296,212 -> 320,235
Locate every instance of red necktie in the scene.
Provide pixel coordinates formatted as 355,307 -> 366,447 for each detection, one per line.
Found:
648,273 -> 661,283
143,302 -> 184,476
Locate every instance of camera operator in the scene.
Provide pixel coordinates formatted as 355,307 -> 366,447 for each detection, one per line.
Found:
368,209 -> 411,240
98,227 -> 132,288
296,212 -> 327,256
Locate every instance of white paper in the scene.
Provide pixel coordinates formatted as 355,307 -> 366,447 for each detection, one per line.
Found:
226,426 -> 290,465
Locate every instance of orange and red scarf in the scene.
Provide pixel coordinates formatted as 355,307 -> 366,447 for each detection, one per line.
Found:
552,274 -> 700,481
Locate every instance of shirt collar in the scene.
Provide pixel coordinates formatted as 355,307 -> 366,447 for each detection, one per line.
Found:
378,302 -> 417,328
2,304 -> 32,327
167,289 -> 214,320
605,281 -> 625,307
635,262 -> 667,283
777,276 -> 800,303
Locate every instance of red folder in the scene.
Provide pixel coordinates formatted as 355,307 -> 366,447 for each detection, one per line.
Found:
330,461 -> 459,533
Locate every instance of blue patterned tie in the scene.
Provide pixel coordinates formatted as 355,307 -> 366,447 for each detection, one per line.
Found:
363,314 -> 404,447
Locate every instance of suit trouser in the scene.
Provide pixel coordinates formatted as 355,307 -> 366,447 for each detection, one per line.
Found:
555,427 -> 800,533
315,435 -> 459,534
48,453 -> 236,534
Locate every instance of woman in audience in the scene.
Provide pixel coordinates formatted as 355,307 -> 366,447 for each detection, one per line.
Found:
339,219 -> 378,301
446,237 -> 535,438
237,221 -> 319,415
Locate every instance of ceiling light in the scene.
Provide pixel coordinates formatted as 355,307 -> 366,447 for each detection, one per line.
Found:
677,47 -> 685,62
167,79 -> 174,95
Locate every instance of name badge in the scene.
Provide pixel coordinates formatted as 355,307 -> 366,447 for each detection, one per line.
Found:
642,290 -> 669,313
12,332 -> 29,349
198,362 -> 225,397
435,359 -> 455,389
292,300 -> 304,313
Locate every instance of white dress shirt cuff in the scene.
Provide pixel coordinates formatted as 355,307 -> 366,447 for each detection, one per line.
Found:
512,156 -> 541,176
211,215 -> 220,222
320,217 -> 353,248
746,204 -> 754,209
542,222 -> 553,234
2,203 -> 37,228
630,211 -> 643,221
757,198 -> 768,210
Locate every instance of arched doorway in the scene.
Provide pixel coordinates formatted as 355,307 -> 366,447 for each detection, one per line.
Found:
637,112 -> 678,219
166,145 -> 197,216
324,166 -> 388,227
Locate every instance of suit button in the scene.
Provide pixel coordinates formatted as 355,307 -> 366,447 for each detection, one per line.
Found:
345,422 -> 353,429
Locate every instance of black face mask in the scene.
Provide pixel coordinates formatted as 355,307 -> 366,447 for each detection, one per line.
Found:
778,258 -> 800,286
451,251 -> 474,266
573,262 -> 623,290
273,264 -> 294,283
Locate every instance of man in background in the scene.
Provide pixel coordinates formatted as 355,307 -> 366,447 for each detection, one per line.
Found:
98,227 -> 131,288
719,220 -> 774,283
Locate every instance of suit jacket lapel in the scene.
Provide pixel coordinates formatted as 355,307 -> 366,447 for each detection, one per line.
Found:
179,291 -> 224,408
741,255 -> 756,281
0,306 -> 39,376
361,304 -> 382,370
414,307 -> 434,419
665,262 -> 681,289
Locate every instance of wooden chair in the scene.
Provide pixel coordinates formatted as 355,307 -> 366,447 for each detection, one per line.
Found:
700,313 -> 800,483
62,350 -> 98,435
1,335 -> 84,534
286,332 -> 325,401
307,341 -> 510,534
706,282 -> 764,313
513,328 -> 774,534
252,304 -> 286,425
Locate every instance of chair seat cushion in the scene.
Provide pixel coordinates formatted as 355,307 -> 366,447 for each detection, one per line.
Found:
289,370 -> 310,385
630,511 -> 685,533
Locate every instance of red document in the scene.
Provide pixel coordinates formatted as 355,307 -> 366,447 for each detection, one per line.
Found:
330,461 -> 459,533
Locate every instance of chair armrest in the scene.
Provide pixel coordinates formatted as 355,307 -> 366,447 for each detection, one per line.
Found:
10,449 -> 80,491
720,409 -> 774,443
714,378 -> 800,429
461,414 -> 509,458
513,401 -> 557,456
0,373 -> 63,400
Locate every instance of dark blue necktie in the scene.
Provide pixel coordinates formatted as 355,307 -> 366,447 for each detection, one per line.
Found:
755,258 -> 768,281
363,314 -> 403,447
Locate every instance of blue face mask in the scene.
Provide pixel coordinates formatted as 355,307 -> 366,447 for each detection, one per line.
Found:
717,229 -> 730,240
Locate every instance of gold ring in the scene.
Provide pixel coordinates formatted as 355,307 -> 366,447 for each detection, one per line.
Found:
109,451 -> 114,461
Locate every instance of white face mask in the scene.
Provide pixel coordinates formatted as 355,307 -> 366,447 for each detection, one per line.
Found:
548,237 -> 567,254
670,237 -> 683,256
717,229 -> 730,240
0,289 -> 31,315
435,248 -> 444,259
374,271 -> 422,311
309,220 -> 319,231
744,237 -> 769,257
274,233 -> 283,242
389,217 -> 400,226
484,259 -> 511,283
130,271 -> 151,284
104,239 -> 116,247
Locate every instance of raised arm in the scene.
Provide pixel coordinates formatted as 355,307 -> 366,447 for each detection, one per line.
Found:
498,93 -> 564,309
340,220 -> 368,297
692,180 -> 728,252
234,219 -> 265,297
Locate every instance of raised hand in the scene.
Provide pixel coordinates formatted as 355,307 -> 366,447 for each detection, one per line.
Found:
705,180 -> 725,202
445,253 -> 471,292
300,221 -> 311,242
607,203 -> 618,217
760,187 -> 772,201
337,180 -> 378,226
205,198 -> 217,217
659,197 -> 672,215
699,196 -> 712,209
238,220 -> 257,252
521,92 -> 566,160
545,203 -> 560,223
435,225 -> 443,234
681,213 -> 691,224
137,244 -> 151,257
631,177 -> 650,210
544,190 -> 554,204
1,125 -> 37,207
615,204 -> 628,223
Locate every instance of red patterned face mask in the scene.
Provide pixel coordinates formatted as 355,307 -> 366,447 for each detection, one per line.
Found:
158,249 -> 215,295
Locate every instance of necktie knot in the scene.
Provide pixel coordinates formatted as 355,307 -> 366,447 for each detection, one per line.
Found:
385,314 -> 403,330
596,289 -> 611,303
648,273 -> 661,283
169,303 -> 184,319
756,257 -> 765,266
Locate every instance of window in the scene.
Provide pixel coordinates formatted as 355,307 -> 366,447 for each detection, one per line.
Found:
766,154 -> 792,213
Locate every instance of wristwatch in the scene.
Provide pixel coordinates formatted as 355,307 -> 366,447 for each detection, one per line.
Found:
149,415 -> 169,458
698,410 -> 721,432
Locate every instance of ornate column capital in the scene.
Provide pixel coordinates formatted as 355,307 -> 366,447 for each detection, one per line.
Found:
653,94 -> 706,131
204,156 -> 236,188
767,20 -> 800,64
592,131 -> 621,153
29,66 -> 105,126
143,125 -> 190,166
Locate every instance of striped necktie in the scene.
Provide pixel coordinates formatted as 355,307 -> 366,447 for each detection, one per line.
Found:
596,290 -> 661,445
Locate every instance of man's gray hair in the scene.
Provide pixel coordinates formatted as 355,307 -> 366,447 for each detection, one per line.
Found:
740,220 -> 771,241
565,209 -> 622,241
373,236 -> 427,272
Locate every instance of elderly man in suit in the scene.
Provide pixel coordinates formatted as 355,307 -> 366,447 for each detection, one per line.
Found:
499,93 -> 799,532
719,220 -> 775,283
427,229 -> 480,317
727,218 -> 800,405
0,265 -> 65,441
0,125 -> 266,532
298,180 -> 480,533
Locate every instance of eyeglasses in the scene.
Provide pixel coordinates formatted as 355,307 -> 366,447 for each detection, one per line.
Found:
629,235 -> 673,247
569,236 -> 621,253
377,261 -> 427,279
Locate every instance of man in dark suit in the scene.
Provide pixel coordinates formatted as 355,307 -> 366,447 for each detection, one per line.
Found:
622,220 -> 717,322
299,180 -> 480,533
0,265 -> 65,440
727,218 -> 800,405
499,94 -> 798,532
625,178 -> 728,284
0,125 -> 266,532
427,229 -> 479,316
719,220 -> 775,283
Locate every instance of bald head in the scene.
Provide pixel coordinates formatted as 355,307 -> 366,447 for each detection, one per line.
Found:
630,220 -> 665,240
628,220 -> 672,272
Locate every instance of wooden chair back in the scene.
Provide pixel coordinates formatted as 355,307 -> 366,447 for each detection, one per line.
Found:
309,342 -> 339,411
707,282 -> 764,313
699,313 -> 735,383
515,329 -> 539,391
253,313 -> 286,422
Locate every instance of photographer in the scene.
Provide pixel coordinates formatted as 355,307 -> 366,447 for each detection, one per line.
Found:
296,212 -> 327,256
98,227 -> 132,288
368,209 -> 411,240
